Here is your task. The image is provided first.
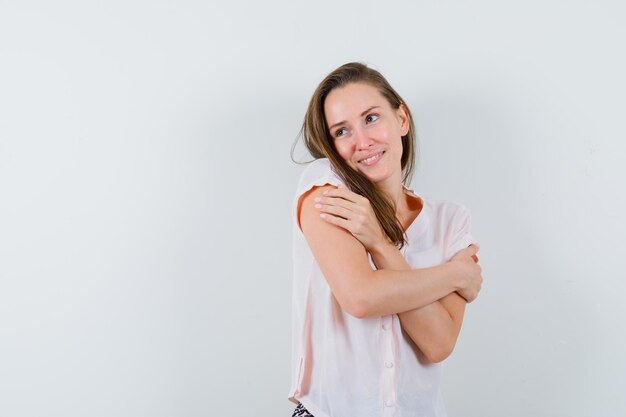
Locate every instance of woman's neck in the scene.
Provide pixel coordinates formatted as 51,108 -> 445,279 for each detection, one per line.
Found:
377,171 -> 406,212
377,174 -> 422,230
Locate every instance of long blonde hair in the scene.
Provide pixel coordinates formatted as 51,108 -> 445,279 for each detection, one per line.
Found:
291,62 -> 418,249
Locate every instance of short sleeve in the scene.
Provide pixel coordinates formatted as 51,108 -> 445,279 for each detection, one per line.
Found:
295,159 -> 344,198
292,158 -> 345,233
443,204 -> 479,262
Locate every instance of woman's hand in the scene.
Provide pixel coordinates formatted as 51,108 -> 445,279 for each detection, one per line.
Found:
313,185 -> 388,252
449,244 -> 483,303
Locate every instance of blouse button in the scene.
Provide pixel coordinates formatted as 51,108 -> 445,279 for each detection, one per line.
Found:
385,361 -> 394,368
382,323 -> 390,330
385,399 -> 394,407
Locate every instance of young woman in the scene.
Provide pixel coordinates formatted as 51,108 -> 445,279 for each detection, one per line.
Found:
288,62 -> 483,417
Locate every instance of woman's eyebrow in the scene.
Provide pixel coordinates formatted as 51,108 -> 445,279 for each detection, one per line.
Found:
328,106 -> 381,131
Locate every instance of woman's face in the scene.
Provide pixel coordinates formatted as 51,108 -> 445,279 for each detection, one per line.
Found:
324,82 -> 409,185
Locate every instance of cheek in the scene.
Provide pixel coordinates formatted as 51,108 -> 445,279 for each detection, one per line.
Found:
371,121 -> 393,136
381,124 -> 402,146
334,141 -> 353,161
373,125 -> 402,157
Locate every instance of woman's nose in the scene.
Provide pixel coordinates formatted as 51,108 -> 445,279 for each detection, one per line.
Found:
354,127 -> 374,149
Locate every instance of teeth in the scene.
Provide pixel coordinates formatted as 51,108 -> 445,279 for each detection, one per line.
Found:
360,152 -> 383,164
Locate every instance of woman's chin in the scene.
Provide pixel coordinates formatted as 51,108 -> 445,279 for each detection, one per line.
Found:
362,171 -> 390,184
352,162 -> 395,184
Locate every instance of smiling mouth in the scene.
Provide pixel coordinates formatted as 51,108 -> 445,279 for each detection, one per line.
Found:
358,151 -> 385,165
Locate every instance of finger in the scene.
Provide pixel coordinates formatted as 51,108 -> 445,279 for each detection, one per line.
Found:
329,187 -> 370,207
464,244 -> 479,255
457,291 -> 471,303
316,195 -> 359,212
320,212 -> 353,232
315,202 -> 354,220
322,185 -> 361,204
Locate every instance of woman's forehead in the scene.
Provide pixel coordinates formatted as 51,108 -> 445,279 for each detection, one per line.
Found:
324,83 -> 388,120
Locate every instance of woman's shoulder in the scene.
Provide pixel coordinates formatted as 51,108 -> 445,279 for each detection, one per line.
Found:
296,158 -> 344,195
421,196 -> 471,225
300,157 -> 332,178
425,196 -> 468,211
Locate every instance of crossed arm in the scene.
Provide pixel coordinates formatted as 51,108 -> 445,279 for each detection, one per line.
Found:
299,184 -> 480,363
368,241 -> 467,363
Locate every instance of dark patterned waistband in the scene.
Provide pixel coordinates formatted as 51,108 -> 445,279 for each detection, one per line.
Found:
292,402 -> 314,417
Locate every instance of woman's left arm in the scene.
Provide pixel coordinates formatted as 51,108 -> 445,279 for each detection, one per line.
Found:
315,186 -> 472,363
368,241 -> 466,363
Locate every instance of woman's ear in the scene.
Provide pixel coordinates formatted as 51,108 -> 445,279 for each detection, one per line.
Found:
397,104 -> 410,136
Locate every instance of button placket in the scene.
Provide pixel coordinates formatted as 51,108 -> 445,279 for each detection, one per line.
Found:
380,315 -> 396,413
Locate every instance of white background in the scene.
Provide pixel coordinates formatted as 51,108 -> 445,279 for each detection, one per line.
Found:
1,1 -> 625,416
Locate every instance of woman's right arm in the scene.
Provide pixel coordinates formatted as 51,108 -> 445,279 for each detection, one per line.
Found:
369,240 -> 478,362
299,185 -> 478,318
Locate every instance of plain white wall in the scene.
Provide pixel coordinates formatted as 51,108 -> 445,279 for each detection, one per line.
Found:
1,1 -> 625,416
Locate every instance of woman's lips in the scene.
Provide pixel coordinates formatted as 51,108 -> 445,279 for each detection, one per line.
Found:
358,151 -> 385,166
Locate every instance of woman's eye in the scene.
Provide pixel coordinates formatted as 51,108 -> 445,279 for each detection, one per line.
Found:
366,114 -> 379,123
335,128 -> 348,137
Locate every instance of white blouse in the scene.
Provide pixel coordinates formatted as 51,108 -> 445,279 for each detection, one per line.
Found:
288,158 -> 478,417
